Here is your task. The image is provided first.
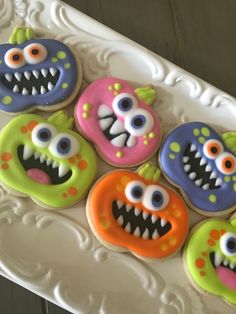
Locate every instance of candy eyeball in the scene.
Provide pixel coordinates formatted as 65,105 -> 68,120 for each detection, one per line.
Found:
203,139 -> 223,159
125,108 -> 154,136
220,232 -> 236,256
5,48 -> 25,69
49,133 -> 80,159
112,93 -> 138,116
125,180 -> 145,203
31,123 -> 57,148
24,43 -> 48,64
143,185 -> 169,211
215,152 -> 236,175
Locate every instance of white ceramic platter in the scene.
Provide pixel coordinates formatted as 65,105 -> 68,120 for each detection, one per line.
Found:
0,0 -> 236,313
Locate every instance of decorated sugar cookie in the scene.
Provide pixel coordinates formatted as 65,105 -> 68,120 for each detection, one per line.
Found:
159,122 -> 236,216
0,27 -> 82,113
184,217 -> 236,305
0,111 -> 96,208
86,163 -> 189,260
75,77 -> 161,167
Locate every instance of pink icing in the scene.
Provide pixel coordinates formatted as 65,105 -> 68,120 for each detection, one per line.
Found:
27,168 -> 51,185
216,266 -> 236,290
74,77 -> 161,167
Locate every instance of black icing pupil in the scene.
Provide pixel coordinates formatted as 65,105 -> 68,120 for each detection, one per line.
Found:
225,160 -> 232,169
226,238 -> 236,252
57,138 -> 71,154
122,99 -> 130,109
131,115 -> 146,129
12,54 -> 20,61
210,146 -> 218,154
118,97 -> 132,111
152,191 -> 163,207
32,49 -> 39,55
38,128 -> 51,142
134,117 -> 143,127
131,186 -> 143,199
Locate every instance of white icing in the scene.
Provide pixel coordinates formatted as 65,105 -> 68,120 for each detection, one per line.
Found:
220,232 -> 236,256
112,93 -> 138,117
143,185 -> 169,211
215,152 -> 236,174
23,144 -> 33,160
126,135 -> 137,147
98,104 -> 113,118
124,108 -> 154,136
23,43 -> 48,64
98,117 -> 113,130
203,139 -> 223,159
58,164 -> 70,177
4,47 -> 25,69
125,180 -> 145,203
110,133 -> 127,147
31,123 -> 57,148
109,119 -> 126,135
49,133 -> 80,159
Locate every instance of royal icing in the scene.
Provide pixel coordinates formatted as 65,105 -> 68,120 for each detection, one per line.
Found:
159,122 -> 236,215
185,217 -> 236,304
87,163 -> 189,259
0,111 -> 96,208
0,27 -> 82,113
75,77 -> 162,167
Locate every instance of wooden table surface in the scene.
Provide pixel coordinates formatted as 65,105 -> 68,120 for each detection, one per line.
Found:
1,0 -> 236,313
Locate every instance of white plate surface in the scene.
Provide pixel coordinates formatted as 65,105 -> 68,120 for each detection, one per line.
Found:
0,0 -> 236,313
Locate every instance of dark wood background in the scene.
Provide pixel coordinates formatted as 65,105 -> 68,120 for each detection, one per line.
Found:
1,1 -> 236,313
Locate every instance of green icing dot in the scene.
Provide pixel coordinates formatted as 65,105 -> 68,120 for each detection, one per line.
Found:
170,142 -> 180,153
64,63 -> 71,69
169,154 -> 175,160
2,96 -> 12,105
57,51 -> 66,59
198,137 -> 205,144
51,57 -> 58,63
193,128 -> 200,136
233,176 -> 236,181
224,176 -> 231,182
201,127 -> 210,137
114,83 -> 122,91
234,183 -> 236,192
62,82 -> 69,89
209,194 -> 216,203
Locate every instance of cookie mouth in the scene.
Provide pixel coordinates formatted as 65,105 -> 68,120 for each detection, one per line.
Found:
112,200 -> 171,240
210,252 -> 236,290
183,143 -> 222,190
97,104 -> 137,148
17,145 -> 72,185
1,67 -> 60,96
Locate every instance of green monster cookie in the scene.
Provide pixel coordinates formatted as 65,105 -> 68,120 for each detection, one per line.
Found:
0,111 -> 96,208
185,217 -> 236,305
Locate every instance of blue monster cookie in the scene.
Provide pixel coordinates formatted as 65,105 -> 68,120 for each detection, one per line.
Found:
0,27 -> 82,113
159,122 -> 236,216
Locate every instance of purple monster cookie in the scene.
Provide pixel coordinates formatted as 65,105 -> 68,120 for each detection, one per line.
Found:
0,27 -> 82,113
159,122 -> 236,216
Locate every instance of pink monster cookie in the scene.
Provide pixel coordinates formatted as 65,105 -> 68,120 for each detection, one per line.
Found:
75,77 -> 162,167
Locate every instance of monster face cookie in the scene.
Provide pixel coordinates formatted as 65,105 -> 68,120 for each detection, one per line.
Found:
159,122 -> 236,216
87,163 -> 189,260
75,77 -> 161,167
184,217 -> 236,305
0,27 -> 82,113
0,111 -> 96,208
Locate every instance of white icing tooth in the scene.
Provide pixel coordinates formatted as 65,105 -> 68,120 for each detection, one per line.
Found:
41,68 -> 48,78
200,157 -> 207,166
195,178 -> 203,186
46,158 -> 52,166
48,82 -> 54,91
33,69 -> 40,79
24,71 -> 31,80
116,200 -> 124,209
195,151 -> 201,158
32,86 -> 38,95
151,215 -> 158,224
39,154 -> 46,163
58,164 -> 69,177
127,135 -> 137,148
214,252 -> 223,267
111,134 -> 127,147
152,229 -> 159,239
133,226 -> 140,237
40,85 -> 47,94
13,85 -> 19,93
202,183 -> 209,190
52,161 -> 59,168
184,164 -> 191,172
125,222 -> 131,233
109,119 -> 126,135
210,171 -> 217,179
223,258 -> 228,266
98,104 -> 113,118
183,156 -> 189,163
15,72 -> 22,81
134,207 -> 141,216
126,204 -> 133,212
205,164 -> 212,172
215,178 -> 222,186
190,144 -> 197,152
23,145 -> 33,160
5,73 -> 12,82
142,228 -> 149,240
22,87 -> 29,95
142,211 -> 149,220
160,218 -> 167,227
230,262 -> 235,269
34,152 -> 40,159
117,215 -> 124,226
189,172 -> 196,180
49,67 -> 57,77
99,118 -> 113,130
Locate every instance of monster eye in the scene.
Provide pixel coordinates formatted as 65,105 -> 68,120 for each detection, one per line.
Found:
203,139 -> 223,159
49,133 -> 80,159
125,180 -> 145,203
4,48 -> 25,69
215,152 -> 236,175
125,109 -> 154,136
143,185 -> 169,211
220,232 -> 236,256
32,123 -> 57,148
24,43 -> 48,64
112,93 -> 138,116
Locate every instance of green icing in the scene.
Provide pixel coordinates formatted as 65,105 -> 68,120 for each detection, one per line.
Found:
193,128 -> 200,136
234,183 -> 236,191
170,142 -> 180,152
57,51 -> 66,59
135,86 -> 156,106
62,82 -> 69,89
8,27 -> 33,44
48,111 -> 73,129
222,131 -> 236,155
201,127 -> 210,137
209,194 -> 216,203
51,57 -> 58,63
224,176 -> 231,182
233,176 -> 236,181
169,153 -> 175,160
64,63 -> 71,69
2,96 -> 12,105
198,137 -> 205,144
137,162 -> 161,182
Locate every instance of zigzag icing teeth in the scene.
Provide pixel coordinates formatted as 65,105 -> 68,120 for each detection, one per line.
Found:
23,145 -> 34,160
214,252 -> 223,267
58,164 -> 70,177
210,252 -> 236,274
5,73 -> 13,82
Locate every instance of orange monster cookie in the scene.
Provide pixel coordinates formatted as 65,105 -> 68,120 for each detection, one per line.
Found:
86,163 -> 189,260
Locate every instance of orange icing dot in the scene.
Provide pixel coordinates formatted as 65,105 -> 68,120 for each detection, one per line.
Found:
172,208 -> 180,218
76,154 -> 81,160
168,236 -> 177,246
21,126 -> 28,133
69,157 -> 75,164
160,243 -> 168,252
220,229 -> 226,235
200,271 -> 206,276
195,258 -> 205,268
210,229 -> 220,240
116,184 -> 123,192
1,163 -> 9,170
207,239 -> 215,246
1,152 -> 12,161
100,220 -> 110,229
28,120 -> 38,131
78,160 -> 88,169
202,252 -> 207,256
68,187 -> 78,196
121,176 -> 130,186
62,193 -> 68,198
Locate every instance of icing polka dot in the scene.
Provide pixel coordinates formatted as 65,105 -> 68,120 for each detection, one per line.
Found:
160,243 -> 168,252
198,137 -> 205,144
169,154 -> 175,160
1,163 -> 9,170
170,142 -> 180,152
233,176 -> 236,181
69,158 -> 75,164
121,176 -> 130,186
224,176 -> 231,182
64,63 -> 71,69
114,83 -> 122,91
78,160 -> 88,170
82,112 -> 89,119
2,96 -> 12,105
28,120 -> 38,131
21,126 -> 28,133
193,128 -> 200,136
201,252 -> 207,256
200,271 -> 206,276
57,51 -> 66,59
210,229 -> 220,240
83,103 -> 91,111
116,184 -> 123,192
62,193 -> 68,198
68,187 -> 78,196
144,140 -> 148,145
1,152 -> 12,161
168,236 -> 177,246
220,229 -> 226,235
108,85 -> 113,91
209,194 -> 216,203
148,132 -> 155,139
201,127 -> 210,137
62,82 -> 68,89
172,208 -> 180,218
76,154 -> 81,160
207,239 -> 215,246
116,151 -> 123,158
195,258 -> 205,268
100,220 -> 110,229
233,183 -> 236,191
51,57 -> 58,63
